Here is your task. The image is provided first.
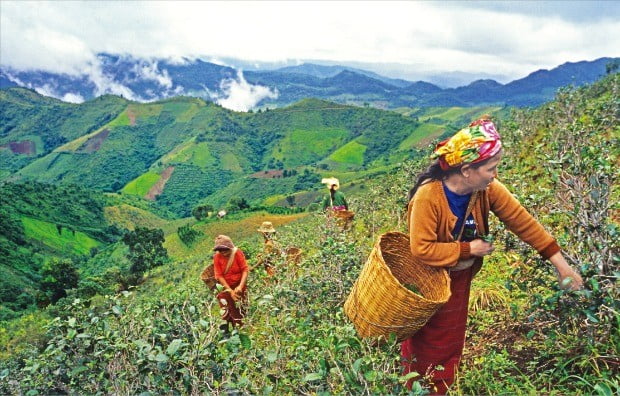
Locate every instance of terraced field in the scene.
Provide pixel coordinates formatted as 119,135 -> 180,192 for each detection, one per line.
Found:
22,217 -> 100,255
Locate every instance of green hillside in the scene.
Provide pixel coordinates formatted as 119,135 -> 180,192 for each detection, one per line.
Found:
2,91 -> 510,217
0,182 -> 121,320
22,217 -> 101,255
121,172 -> 161,197
0,74 -> 618,394
0,89 -> 127,173
328,140 -> 367,166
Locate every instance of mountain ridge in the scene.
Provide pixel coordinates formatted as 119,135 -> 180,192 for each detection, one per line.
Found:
1,55 -> 616,109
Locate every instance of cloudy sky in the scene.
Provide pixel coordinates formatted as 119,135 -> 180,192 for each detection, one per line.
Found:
1,0 -> 619,102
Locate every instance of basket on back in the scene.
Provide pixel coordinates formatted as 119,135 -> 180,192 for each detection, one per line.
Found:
200,264 -> 217,290
285,246 -> 302,265
330,210 -> 354,229
331,210 -> 354,220
344,231 -> 451,342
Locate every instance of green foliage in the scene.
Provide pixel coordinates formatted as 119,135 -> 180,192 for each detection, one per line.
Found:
227,196 -> 250,212
22,217 -> 101,255
122,227 -> 169,276
328,140 -> 367,166
177,224 -> 200,246
0,181 -> 119,318
39,258 -> 79,304
154,164 -> 234,217
293,168 -> 321,191
121,172 -> 160,196
191,204 -> 213,220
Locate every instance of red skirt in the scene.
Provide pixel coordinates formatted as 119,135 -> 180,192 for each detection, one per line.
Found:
216,287 -> 247,326
401,266 -> 474,395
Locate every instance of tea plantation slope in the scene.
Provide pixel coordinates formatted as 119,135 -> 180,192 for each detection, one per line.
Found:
2,74 -> 618,394
457,73 -> 619,394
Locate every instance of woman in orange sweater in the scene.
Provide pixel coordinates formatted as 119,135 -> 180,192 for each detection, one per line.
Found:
212,235 -> 249,332
402,117 -> 583,395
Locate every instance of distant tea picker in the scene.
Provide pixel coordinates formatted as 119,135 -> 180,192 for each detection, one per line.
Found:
322,177 -> 354,229
257,221 -> 278,276
211,235 -> 249,333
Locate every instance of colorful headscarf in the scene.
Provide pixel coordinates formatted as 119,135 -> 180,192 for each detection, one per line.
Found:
432,118 -> 502,170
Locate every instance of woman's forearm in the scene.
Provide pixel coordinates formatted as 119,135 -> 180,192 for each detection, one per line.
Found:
216,276 -> 233,291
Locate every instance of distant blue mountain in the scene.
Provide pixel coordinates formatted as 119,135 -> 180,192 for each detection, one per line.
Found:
1,54 -> 617,108
274,63 -> 413,88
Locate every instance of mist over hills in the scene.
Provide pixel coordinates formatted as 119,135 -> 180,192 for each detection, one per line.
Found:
1,54 -> 616,110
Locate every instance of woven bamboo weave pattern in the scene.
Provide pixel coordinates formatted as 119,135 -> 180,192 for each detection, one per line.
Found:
285,246 -> 302,264
344,232 -> 451,342
332,210 -> 354,219
200,264 -> 217,290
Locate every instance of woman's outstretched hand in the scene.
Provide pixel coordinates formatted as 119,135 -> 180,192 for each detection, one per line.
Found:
549,252 -> 584,290
469,239 -> 495,257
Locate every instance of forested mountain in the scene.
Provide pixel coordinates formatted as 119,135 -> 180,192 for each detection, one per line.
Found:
1,54 -> 616,108
1,87 -> 509,216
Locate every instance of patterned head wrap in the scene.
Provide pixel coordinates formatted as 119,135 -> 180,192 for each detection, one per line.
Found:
432,117 -> 502,170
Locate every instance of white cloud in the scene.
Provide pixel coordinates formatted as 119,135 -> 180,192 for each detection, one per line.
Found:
83,62 -> 141,101
61,92 -> 85,104
1,1 -> 619,82
213,71 -> 278,112
134,61 -> 173,89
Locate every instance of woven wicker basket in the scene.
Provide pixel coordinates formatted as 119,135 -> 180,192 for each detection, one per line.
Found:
285,246 -> 302,264
331,210 -> 354,220
200,264 -> 217,290
344,231 -> 451,342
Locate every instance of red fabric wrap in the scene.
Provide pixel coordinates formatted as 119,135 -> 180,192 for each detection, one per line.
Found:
216,289 -> 247,326
401,266 -> 474,395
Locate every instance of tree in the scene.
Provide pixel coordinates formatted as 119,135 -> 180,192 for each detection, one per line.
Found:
606,60 -> 619,75
178,224 -> 201,246
227,197 -> 250,211
192,204 -> 213,220
122,227 -> 168,276
286,195 -> 296,207
40,258 -> 79,303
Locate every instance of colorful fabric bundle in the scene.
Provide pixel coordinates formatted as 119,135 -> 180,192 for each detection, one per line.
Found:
432,118 -> 502,170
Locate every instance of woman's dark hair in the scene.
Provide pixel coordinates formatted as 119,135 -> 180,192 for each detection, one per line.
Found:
407,161 -> 453,202
330,187 -> 336,202
408,153 -> 500,202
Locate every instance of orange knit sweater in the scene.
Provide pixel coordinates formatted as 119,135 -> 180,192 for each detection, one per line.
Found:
407,179 -> 560,271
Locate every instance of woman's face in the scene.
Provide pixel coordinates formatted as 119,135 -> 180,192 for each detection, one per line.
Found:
465,153 -> 502,191
218,248 -> 232,257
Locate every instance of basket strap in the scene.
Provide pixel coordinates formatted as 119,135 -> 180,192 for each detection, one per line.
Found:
224,247 -> 237,275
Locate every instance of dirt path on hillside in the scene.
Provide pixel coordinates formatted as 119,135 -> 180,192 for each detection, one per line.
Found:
1,140 -> 36,155
145,166 -> 175,201
79,129 -> 110,153
127,109 -> 137,126
250,169 -> 284,178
